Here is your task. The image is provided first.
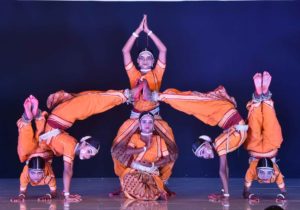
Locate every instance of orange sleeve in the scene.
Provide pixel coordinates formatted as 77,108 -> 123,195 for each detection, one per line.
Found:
63,139 -> 77,163
244,161 -> 257,187
161,139 -> 169,157
44,163 -> 57,191
128,134 -> 139,148
274,164 -> 285,189
125,62 -> 141,88
152,60 -> 166,85
20,166 -> 29,192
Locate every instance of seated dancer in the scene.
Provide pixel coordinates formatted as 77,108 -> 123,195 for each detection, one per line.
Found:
120,112 -> 173,200
11,95 -> 56,202
149,85 -> 248,205
243,71 -> 286,203
43,88 -> 137,201
111,15 -> 177,195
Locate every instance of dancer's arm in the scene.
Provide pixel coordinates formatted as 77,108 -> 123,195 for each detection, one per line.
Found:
143,15 -> 167,64
122,15 -> 146,67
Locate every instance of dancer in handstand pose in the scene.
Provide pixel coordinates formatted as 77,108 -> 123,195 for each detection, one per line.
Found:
243,71 -> 286,203
11,95 -> 56,202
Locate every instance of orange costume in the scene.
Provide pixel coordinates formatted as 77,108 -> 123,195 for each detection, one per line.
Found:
244,99 -> 283,158
112,61 -> 178,180
19,163 -> 56,192
244,158 -> 285,189
120,134 -> 170,200
244,97 -> 284,189
41,90 -> 129,163
17,112 -> 56,192
157,86 -> 248,156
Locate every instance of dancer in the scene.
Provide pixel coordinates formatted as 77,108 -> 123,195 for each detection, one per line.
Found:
120,112 -> 174,200
111,15 -> 177,195
243,71 -> 286,203
151,85 -> 248,205
43,88 -> 139,201
11,95 -> 56,202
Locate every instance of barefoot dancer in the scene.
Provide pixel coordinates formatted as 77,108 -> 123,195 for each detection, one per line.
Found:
145,85 -> 248,205
120,112 -> 174,200
243,71 -> 286,203
111,15 -> 177,196
11,95 -> 56,202
42,88 -> 139,201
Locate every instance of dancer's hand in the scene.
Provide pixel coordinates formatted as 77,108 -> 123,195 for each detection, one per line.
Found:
276,193 -> 287,204
10,194 -> 25,203
248,194 -> 260,205
208,193 -> 223,202
64,194 -> 82,203
37,194 -> 53,202
136,15 -> 146,34
143,15 -> 151,34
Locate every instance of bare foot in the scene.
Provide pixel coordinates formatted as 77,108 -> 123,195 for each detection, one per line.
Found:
23,97 -> 33,120
262,71 -> 272,94
142,80 -> 152,101
30,95 -> 39,117
253,73 -> 262,95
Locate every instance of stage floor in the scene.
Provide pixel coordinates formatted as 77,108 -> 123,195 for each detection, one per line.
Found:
0,178 -> 299,210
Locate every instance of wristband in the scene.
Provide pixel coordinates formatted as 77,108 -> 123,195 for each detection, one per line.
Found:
132,32 -> 139,38
147,30 -> 153,36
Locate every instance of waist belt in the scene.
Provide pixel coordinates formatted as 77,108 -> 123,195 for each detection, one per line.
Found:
130,106 -> 160,119
130,161 -> 159,176
39,129 -> 61,144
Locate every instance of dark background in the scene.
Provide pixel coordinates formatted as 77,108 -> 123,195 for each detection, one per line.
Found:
1,1 -> 299,178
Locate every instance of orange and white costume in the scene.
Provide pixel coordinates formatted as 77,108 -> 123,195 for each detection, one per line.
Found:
157,86 -> 248,156
244,96 -> 285,189
120,134 -> 171,200
17,112 -> 56,192
112,61 -> 178,180
42,90 -> 129,163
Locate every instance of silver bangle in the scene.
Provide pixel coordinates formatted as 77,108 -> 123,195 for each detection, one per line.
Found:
64,192 -> 70,197
143,146 -> 147,152
147,30 -> 153,36
19,193 -> 26,198
45,193 -> 52,199
223,193 -> 230,197
132,32 -> 139,38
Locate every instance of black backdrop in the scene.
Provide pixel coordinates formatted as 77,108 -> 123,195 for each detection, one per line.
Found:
1,1 -> 300,178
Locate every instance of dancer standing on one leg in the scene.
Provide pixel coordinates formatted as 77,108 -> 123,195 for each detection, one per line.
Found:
243,71 -> 286,204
